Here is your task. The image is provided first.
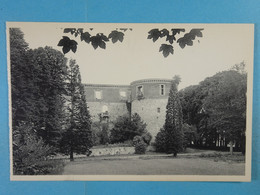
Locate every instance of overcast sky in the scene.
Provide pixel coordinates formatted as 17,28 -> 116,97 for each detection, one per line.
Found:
8,22 -> 254,89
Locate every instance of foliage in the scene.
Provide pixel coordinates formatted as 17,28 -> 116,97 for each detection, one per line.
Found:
182,123 -> 198,147
110,113 -> 147,144
60,59 -> 92,160
133,136 -> 147,154
58,36 -> 78,54
58,27 -> 203,57
10,28 -> 30,126
141,132 -> 152,145
10,28 -> 68,148
27,47 -> 68,147
179,62 -> 247,153
99,123 -> 110,145
12,123 -> 64,175
154,128 -> 167,152
58,28 -> 132,53
147,28 -> 203,57
202,66 -> 247,153
164,77 -> 184,156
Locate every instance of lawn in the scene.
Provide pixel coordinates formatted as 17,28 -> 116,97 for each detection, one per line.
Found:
62,153 -> 245,175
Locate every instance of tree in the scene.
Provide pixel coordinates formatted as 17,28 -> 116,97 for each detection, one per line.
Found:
154,128 -> 167,152
179,85 -> 209,147
61,59 -> 92,161
179,62 -> 247,154
203,65 -> 247,154
10,28 -> 31,127
110,113 -> 147,144
10,28 -> 68,149
57,27 -> 203,57
164,76 -> 184,156
182,123 -> 198,147
27,47 -> 68,147
99,123 -> 110,145
10,28 -> 68,174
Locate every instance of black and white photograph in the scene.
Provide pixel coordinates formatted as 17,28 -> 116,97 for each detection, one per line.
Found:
7,22 -> 254,181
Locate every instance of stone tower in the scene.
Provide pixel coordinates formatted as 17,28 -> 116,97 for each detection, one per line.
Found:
130,79 -> 172,139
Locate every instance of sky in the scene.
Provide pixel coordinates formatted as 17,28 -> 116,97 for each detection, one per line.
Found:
8,22 -> 254,89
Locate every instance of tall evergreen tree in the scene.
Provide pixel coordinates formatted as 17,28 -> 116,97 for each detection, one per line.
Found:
26,47 -> 68,147
61,59 -> 92,161
10,28 -> 31,126
164,76 -> 184,157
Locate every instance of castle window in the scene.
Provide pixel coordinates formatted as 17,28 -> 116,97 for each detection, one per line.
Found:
137,85 -> 143,96
95,90 -> 102,100
102,105 -> 108,113
157,107 -> 160,113
120,91 -> 126,97
160,84 -> 165,95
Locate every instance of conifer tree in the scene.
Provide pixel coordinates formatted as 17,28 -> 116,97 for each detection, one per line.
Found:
10,29 -> 67,148
164,76 -> 184,157
27,47 -> 68,147
61,59 -> 92,161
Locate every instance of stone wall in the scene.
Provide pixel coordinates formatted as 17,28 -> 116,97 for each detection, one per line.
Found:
87,102 -> 129,122
130,79 -> 172,101
131,98 -> 168,141
84,84 -> 131,102
90,146 -> 135,156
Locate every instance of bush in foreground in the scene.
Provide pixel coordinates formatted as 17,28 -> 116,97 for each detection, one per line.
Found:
13,123 -> 65,175
133,136 -> 147,154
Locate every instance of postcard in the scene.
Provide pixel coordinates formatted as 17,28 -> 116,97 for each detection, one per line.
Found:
7,22 -> 254,181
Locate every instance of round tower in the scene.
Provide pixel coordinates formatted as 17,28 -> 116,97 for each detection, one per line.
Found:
130,78 -> 172,140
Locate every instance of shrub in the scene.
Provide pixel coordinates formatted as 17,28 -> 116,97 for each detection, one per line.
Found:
133,136 -> 143,146
154,128 -> 167,152
100,123 -> 110,145
135,141 -> 147,154
142,132 -> 152,145
12,123 -> 64,175
110,113 -> 147,144
133,135 -> 147,154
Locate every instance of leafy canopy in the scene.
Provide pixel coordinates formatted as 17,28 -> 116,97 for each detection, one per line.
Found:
57,27 -> 203,58
148,28 -> 203,57
58,28 -> 132,53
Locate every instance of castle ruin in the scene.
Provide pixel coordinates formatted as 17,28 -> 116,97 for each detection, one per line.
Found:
84,78 -> 173,139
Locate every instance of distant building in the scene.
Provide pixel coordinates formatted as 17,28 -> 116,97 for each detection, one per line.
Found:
84,78 -> 173,140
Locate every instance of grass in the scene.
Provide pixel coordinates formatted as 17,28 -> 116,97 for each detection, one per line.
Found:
62,156 -> 245,175
14,159 -> 65,175
40,159 -> 65,175
199,152 -> 245,163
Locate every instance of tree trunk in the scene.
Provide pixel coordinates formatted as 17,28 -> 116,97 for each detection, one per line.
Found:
229,140 -> 233,155
173,152 -> 177,157
70,147 -> 74,161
